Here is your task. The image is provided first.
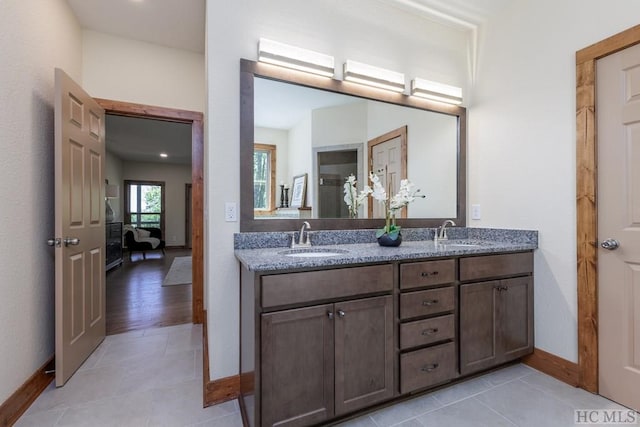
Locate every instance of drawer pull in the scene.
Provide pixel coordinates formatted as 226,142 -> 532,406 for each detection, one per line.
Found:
421,271 -> 439,277
421,328 -> 439,335
422,299 -> 439,306
421,363 -> 439,372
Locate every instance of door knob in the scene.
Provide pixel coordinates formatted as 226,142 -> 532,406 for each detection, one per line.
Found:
47,238 -> 61,247
63,237 -> 80,246
600,239 -> 620,250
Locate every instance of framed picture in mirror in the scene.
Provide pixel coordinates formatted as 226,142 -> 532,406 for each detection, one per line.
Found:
290,173 -> 307,208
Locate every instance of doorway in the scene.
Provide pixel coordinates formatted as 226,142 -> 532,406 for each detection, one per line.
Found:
575,24 -> 640,397
317,149 -> 358,218
97,98 -> 204,334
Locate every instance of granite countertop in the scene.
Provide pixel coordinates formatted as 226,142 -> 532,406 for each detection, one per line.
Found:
235,228 -> 538,272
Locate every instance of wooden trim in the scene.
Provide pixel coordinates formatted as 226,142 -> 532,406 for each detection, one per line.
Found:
254,143 -> 277,212
205,376 -> 241,406
522,348 -> 579,387
96,98 -> 204,325
185,183 -> 192,250
576,25 -> 640,394
576,24 -> 640,65
191,119 -> 204,324
202,310 -> 241,406
94,98 -> 203,122
0,356 -> 54,426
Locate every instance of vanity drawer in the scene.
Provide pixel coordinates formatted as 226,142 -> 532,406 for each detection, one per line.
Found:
261,264 -> 393,308
400,342 -> 456,394
400,314 -> 455,350
400,259 -> 456,290
400,287 -> 455,320
459,252 -> 533,282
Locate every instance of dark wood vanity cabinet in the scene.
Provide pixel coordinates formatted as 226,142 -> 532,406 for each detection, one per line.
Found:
261,304 -> 334,427
255,266 -> 394,427
459,253 -> 534,375
241,251 -> 534,426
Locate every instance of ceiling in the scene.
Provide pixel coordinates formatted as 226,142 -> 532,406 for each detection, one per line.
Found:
106,115 -> 192,165
66,0 -> 205,53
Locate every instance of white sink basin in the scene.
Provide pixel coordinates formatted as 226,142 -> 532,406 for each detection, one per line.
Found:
279,248 -> 348,258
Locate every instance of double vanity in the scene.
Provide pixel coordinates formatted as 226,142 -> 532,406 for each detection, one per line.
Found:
235,227 -> 537,426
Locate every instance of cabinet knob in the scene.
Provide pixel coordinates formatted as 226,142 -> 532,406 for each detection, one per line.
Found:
421,363 -> 439,372
337,310 -> 345,318
327,311 -> 334,320
421,328 -> 439,335
422,299 -> 439,306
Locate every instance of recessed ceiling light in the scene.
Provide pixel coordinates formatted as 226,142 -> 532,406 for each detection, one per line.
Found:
160,153 -> 168,158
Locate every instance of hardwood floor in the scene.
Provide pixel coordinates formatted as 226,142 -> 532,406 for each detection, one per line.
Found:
106,248 -> 192,335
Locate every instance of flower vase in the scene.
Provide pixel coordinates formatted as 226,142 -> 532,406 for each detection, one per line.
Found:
377,231 -> 402,247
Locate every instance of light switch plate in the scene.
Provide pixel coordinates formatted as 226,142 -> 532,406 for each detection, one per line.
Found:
471,204 -> 481,220
225,202 -> 237,222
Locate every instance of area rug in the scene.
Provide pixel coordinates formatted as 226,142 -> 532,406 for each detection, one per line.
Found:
162,256 -> 192,286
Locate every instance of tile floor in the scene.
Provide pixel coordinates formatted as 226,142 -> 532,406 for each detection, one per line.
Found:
16,324 -> 242,427
16,324 -> 631,427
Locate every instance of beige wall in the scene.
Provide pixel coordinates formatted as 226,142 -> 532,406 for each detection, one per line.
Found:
122,161 -> 192,246
469,0 -> 640,362
81,30 -> 205,112
0,0 -> 82,403
206,0 -> 469,380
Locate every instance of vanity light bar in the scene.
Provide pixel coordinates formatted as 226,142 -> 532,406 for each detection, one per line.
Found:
258,38 -> 335,78
343,60 -> 405,93
411,78 -> 463,105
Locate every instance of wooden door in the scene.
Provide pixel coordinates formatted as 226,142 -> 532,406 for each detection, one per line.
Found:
500,277 -> 533,361
261,304 -> 334,427
54,69 -> 106,386
459,281 -> 499,375
334,295 -> 394,415
597,42 -> 640,410
368,126 -> 407,219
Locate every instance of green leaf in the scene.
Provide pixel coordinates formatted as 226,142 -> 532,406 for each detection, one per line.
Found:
376,225 -> 401,239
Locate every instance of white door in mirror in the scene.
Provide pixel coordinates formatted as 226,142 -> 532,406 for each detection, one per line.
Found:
225,202 -> 237,222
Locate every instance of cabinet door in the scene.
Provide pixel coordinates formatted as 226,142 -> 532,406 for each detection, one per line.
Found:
500,276 -> 533,361
261,304 -> 334,427
334,295 -> 394,415
459,281 -> 500,375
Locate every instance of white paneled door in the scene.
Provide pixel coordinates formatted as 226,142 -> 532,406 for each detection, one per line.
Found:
53,69 -> 106,386
597,43 -> 640,411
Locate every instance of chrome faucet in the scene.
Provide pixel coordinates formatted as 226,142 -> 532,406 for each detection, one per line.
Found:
437,220 -> 456,241
291,221 -> 312,248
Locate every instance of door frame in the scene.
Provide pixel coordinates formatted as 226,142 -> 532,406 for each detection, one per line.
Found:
96,98 -> 205,324
576,24 -> 640,392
